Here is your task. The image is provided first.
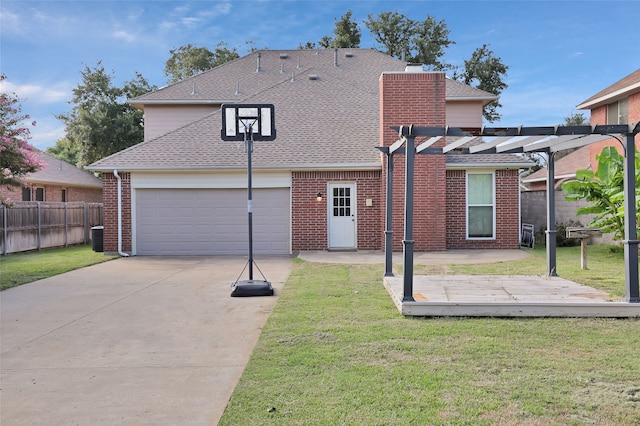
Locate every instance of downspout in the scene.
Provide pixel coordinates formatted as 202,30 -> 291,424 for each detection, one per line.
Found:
113,170 -> 130,257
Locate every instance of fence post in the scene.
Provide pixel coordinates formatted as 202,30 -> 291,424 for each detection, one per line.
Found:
2,205 -> 6,255
84,203 -> 89,244
37,201 -> 41,251
64,202 -> 68,247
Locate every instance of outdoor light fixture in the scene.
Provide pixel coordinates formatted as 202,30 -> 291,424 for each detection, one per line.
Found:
316,192 -> 323,202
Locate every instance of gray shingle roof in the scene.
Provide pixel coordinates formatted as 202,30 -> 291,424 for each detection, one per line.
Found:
26,150 -> 102,188
89,49 -> 513,172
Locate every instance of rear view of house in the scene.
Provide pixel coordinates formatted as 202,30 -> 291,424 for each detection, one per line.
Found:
88,49 -> 530,256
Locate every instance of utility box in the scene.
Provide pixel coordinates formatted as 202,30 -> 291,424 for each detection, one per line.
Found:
91,226 -> 104,252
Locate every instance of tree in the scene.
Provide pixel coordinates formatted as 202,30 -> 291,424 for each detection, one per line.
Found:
57,63 -> 156,168
331,10 -> 361,48
554,112 -> 590,160
301,10 -> 361,49
46,137 -> 80,167
1,74 -> 45,206
454,44 -> 508,122
164,42 -> 239,84
564,112 -> 588,126
562,146 -> 640,241
364,11 -> 453,69
365,11 -> 507,122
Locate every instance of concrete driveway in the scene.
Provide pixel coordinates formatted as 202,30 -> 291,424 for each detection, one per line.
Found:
1,256 -> 293,425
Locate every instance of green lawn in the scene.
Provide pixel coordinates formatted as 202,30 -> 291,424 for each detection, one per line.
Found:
220,245 -> 640,425
0,245 -> 115,290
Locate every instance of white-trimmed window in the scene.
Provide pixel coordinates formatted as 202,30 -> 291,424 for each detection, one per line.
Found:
607,98 -> 629,124
467,171 -> 495,239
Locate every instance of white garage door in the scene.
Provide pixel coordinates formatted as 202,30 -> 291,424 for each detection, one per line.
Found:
135,188 -> 290,255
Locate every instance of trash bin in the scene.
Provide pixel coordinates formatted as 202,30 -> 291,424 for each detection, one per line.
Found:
91,226 -> 104,252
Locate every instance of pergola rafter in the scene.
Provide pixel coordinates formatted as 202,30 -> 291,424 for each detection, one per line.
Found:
378,123 -> 640,304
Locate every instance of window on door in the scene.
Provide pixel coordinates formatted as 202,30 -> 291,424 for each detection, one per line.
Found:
467,172 -> 495,239
332,187 -> 351,217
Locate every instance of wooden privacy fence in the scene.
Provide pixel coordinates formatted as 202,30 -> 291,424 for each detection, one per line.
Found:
0,202 -> 103,255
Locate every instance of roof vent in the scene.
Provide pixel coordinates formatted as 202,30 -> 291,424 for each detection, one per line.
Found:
191,82 -> 198,95
345,52 -> 354,58
297,58 -> 301,68
281,63 -> 285,73
334,48 -> 339,67
290,71 -> 296,82
235,82 -> 240,95
279,53 -> 289,59
256,52 -> 262,72
405,63 -> 424,73
308,74 -> 319,80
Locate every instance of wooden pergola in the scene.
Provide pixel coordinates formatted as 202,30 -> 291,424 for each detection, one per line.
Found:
379,123 -> 640,304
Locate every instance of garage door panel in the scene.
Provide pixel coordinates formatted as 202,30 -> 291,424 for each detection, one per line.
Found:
135,188 -> 289,255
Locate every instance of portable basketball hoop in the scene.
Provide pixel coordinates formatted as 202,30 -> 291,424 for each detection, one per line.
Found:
221,104 -> 276,297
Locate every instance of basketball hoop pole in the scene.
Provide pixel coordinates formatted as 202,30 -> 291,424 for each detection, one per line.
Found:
244,123 -> 255,280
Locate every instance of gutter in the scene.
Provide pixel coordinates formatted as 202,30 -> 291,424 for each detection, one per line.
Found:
113,170 -> 130,257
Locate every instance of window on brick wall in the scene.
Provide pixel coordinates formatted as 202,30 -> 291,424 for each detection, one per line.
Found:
62,189 -> 67,202
35,187 -> 44,201
467,171 -> 495,239
22,187 -> 31,201
607,97 -> 629,124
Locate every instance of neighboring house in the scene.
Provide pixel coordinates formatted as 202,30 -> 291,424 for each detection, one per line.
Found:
523,68 -> 640,189
522,145 -> 591,191
0,150 -> 102,203
87,49 -> 531,256
521,68 -> 640,243
577,68 -> 640,166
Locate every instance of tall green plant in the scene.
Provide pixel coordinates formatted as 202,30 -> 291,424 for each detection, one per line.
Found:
562,146 -> 640,240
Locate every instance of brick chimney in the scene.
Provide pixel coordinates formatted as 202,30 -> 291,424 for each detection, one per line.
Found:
379,69 -> 447,251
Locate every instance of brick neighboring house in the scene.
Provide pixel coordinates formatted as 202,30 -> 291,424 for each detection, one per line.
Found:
87,49 -> 531,256
577,68 -> 640,164
523,68 -> 640,190
0,150 -> 102,203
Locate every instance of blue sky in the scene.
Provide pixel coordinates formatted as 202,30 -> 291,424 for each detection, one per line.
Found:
1,0 -> 639,150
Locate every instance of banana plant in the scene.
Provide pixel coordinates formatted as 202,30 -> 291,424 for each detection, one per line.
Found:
562,146 -> 640,241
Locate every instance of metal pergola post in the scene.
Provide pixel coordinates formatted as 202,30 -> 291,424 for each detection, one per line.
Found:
384,150 -> 394,277
402,126 -> 416,302
623,132 -> 639,302
545,150 -> 558,276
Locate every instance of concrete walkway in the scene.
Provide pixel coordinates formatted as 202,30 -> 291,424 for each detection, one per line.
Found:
297,249 -> 531,265
1,256 -> 292,426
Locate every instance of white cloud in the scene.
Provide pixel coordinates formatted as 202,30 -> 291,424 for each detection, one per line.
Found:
112,29 -> 137,43
27,117 -> 66,150
0,80 -> 69,105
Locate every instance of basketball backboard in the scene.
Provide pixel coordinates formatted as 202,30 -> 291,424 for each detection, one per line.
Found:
221,104 -> 276,141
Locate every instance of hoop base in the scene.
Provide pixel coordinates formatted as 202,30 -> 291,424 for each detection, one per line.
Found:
230,279 -> 274,297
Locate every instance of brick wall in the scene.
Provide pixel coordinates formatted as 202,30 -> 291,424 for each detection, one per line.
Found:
102,173 -> 132,253
446,169 -> 521,249
0,184 -> 101,203
291,170 -> 382,251
589,94 -> 640,169
380,71 -> 447,251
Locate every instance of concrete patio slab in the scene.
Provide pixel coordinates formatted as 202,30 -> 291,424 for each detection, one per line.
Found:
384,274 -> 640,317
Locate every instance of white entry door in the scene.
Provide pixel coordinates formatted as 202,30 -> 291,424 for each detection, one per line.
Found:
328,183 -> 356,249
